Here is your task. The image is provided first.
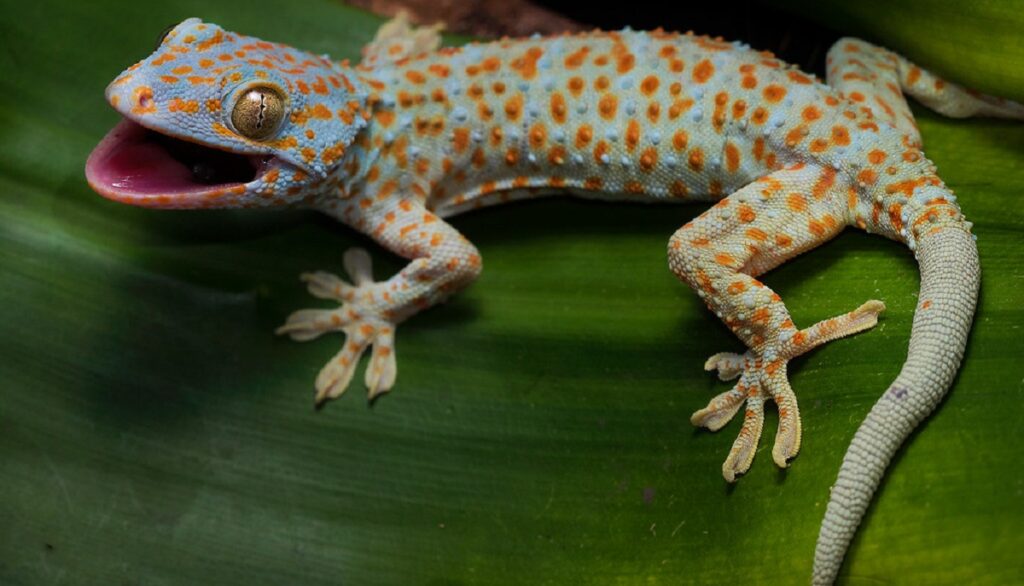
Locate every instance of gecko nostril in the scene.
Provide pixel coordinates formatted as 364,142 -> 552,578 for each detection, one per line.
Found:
138,94 -> 152,109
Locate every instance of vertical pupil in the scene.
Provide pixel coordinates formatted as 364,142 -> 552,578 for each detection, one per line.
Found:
256,93 -> 266,129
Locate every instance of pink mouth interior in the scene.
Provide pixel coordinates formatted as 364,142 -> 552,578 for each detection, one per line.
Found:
86,119 -> 272,202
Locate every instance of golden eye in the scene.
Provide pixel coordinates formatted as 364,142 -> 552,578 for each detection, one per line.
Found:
231,86 -> 286,140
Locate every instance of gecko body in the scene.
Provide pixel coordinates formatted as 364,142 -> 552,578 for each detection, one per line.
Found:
85,16 -> 1024,584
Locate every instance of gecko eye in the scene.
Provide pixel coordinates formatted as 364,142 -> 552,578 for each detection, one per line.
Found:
230,85 -> 287,140
154,23 -> 177,51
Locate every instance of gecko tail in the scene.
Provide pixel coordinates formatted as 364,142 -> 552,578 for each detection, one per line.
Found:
812,226 -> 980,585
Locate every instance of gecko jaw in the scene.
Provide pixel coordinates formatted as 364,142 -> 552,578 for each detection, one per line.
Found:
86,118 -> 277,208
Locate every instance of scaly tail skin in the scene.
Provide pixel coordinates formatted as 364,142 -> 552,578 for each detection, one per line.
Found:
812,227 -> 980,584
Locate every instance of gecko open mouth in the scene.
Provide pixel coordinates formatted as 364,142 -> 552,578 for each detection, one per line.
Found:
86,118 -> 274,206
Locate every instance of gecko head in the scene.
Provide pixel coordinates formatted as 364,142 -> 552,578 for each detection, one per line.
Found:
86,18 -> 370,209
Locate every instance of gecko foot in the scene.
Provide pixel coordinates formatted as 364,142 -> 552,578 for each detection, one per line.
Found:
692,300 -> 886,482
276,248 -> 399,406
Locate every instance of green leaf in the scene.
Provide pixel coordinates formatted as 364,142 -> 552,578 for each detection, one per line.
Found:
1,1 -> 1022,584
769,0 -> 1024,103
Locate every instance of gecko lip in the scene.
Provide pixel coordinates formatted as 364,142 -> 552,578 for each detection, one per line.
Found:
86,118 -> 274,207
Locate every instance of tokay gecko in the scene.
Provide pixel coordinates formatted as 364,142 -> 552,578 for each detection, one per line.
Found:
85,13 -> 1024,584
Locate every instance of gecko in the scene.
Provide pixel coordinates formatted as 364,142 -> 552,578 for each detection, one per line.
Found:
84,14 -> 1024,584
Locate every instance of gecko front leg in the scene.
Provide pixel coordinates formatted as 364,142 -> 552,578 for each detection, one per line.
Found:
277,197 -> 481,406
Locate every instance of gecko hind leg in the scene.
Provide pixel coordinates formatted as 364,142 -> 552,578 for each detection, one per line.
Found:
276,248 -> 398,405
670,165 -> 885,481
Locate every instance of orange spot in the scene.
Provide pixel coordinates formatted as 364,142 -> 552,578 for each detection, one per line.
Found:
668,98 -> 694,119
672,130 -> 688,151
785,126 -> 806,147
732,204 -> 754,224
693,59 -> 715,83
787,71 -> 812,84
151,53 -> 176,66
715,253 -> 735,267
832,125 -> 851,146
787,193 -> 807,212
802,106 -> 822,122
567,76 -> 585,97
168,97 -> 199,114
763,84 -> 786,102
551,92 -> 567,124
625,119 -> 641,151
809,138 -> 829,153
624,180 -> 644,194
598,94 -> 618,120
751,107 -> 768,125
874,96 -> 896,119
647,102 -> 661,123
907,66 -> 921,85
641,75 -> 659,96
510,46 -> 543,80
857,169 -> 878,185
688,148 -> 704,171
670,180 -> 688,198
639,147 -> 658,172
888,203 -> 904,233
746,228 -> 767,241
576,125 -> 593,148
752,308 -> 771,325
504,94 -> 523,121
196,30 -> 225,51
812,168 -> 836,200
529,123 -> 547,149
428,63 -> 450,78
548,145 -> 567,166
727,281 -> 747,295
732,100 -> 747,120
868,149 -> 887,165
776,234 -> 792,247
375,110 -> 395,127
564,46 -> 590,69
724,142 -> 740,172
808,219 -> 826,237
311,104 -> 332,119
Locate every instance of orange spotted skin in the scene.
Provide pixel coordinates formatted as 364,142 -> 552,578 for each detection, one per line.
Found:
339,29 -> 938,245
88,17 -> 1024,586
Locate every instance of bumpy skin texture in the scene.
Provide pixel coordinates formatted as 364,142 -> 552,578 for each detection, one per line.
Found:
85,16 -> 1023,584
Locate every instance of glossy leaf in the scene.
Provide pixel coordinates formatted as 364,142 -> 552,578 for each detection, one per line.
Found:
1,1 -> 1022,584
